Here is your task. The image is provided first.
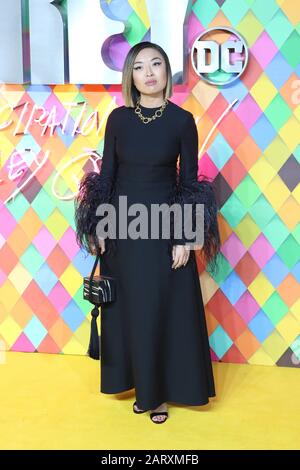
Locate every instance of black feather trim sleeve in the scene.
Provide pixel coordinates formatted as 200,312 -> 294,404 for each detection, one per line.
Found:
167,176 -> 221,274
74,171 -> 117,256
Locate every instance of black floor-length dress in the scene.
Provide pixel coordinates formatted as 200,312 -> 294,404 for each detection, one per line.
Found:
75,99 -> 220,411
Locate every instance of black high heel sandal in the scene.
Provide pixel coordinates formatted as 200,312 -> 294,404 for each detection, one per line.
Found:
133,401 -> 147,414
150,410 -> 169,424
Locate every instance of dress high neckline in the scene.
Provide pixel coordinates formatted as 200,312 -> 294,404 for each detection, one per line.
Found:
139,100 -> 169,110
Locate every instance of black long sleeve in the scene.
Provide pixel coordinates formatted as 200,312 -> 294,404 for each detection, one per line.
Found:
169,112 -> 221,272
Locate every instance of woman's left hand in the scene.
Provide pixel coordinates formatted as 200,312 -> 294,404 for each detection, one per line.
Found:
172,244 -> 190,269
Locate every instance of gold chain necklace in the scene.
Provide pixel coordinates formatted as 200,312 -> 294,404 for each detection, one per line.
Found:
134,98 -> 168,124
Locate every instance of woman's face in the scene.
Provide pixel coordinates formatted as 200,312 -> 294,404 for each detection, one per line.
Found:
132,48 -> 167,99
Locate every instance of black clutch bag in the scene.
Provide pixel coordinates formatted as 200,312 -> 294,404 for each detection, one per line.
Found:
83,247 -> 117,360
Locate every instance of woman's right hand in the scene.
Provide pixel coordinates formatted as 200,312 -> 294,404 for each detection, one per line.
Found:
88,235 -> 106,255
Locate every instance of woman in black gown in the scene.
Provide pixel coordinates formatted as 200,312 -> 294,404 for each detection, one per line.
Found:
75,42 -> 221,423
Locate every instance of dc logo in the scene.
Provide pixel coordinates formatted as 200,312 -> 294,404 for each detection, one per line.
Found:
191,27 -> 249,86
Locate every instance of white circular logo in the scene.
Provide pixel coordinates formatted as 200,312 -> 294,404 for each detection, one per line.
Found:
191,26 -> 249,86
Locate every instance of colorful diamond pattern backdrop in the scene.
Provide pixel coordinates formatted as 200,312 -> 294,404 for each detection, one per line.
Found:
0,0 -> 299,367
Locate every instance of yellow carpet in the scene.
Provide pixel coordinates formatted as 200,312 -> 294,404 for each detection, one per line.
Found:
0,351 -> 299,450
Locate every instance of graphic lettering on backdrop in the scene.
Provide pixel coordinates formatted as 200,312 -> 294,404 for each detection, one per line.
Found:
0,0 -> 191,84
0,3 -> 246,201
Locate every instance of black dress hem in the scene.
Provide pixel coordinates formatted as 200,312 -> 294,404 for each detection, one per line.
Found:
100,386 -> 216,409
